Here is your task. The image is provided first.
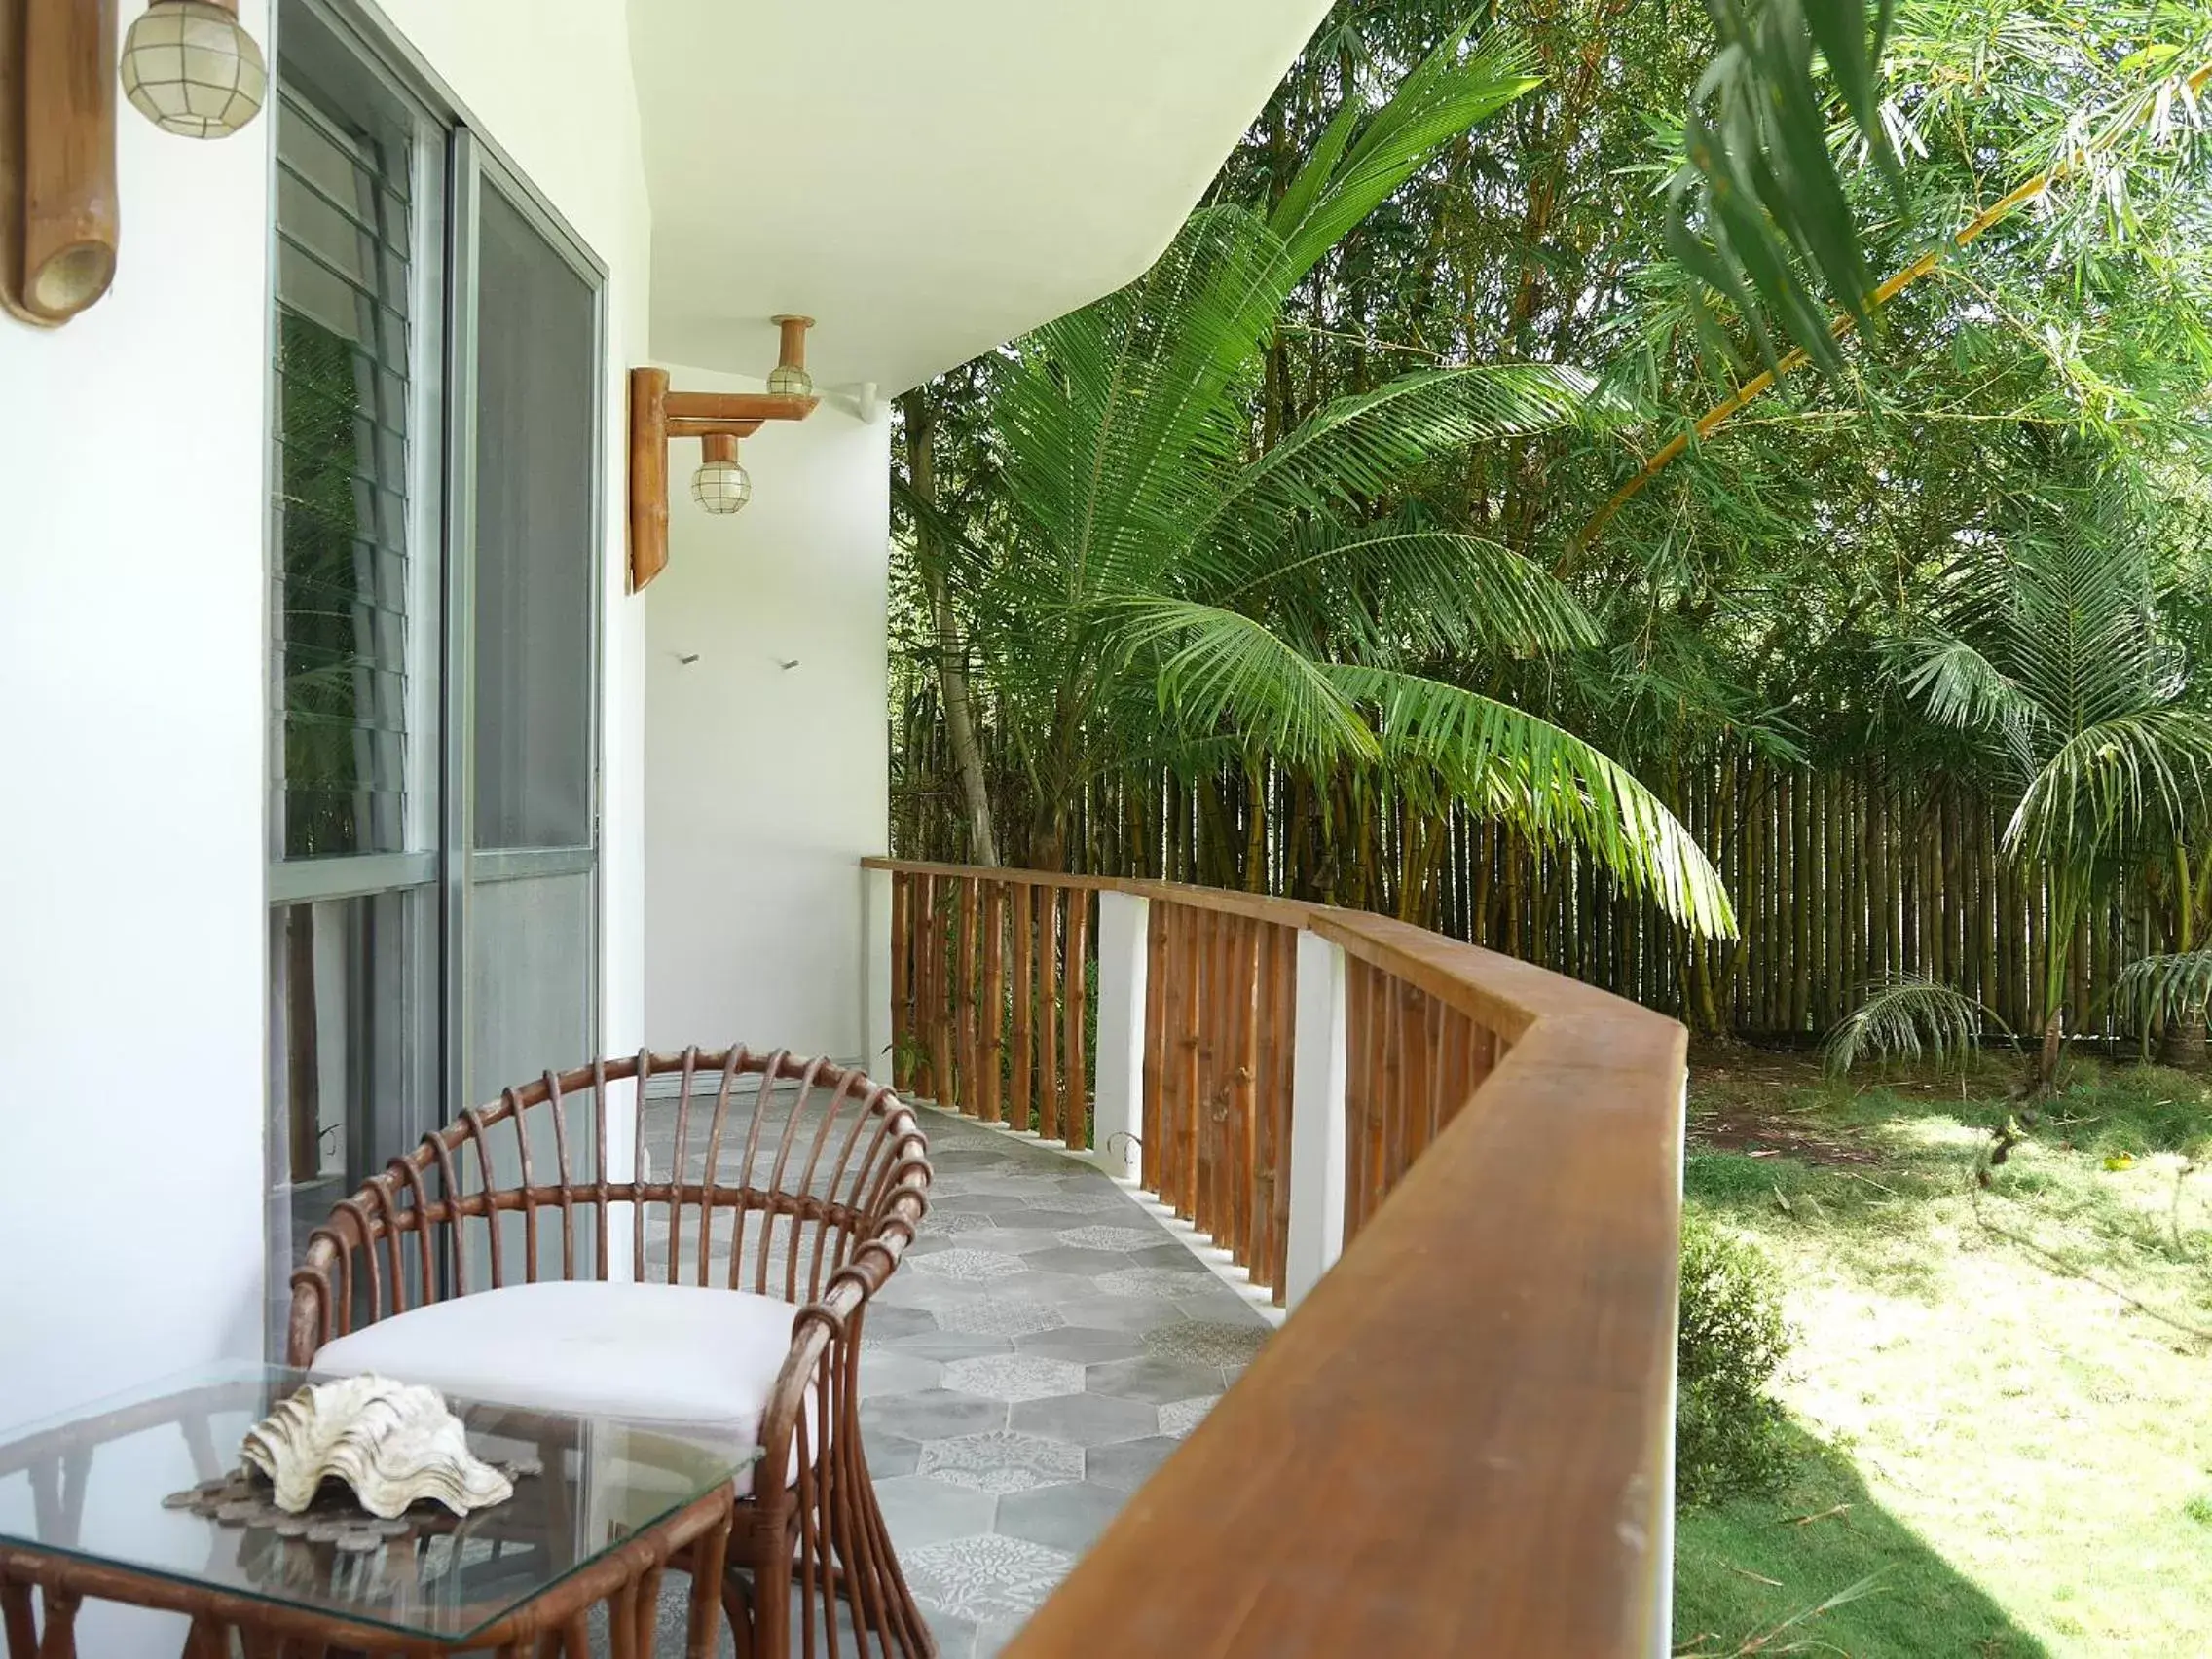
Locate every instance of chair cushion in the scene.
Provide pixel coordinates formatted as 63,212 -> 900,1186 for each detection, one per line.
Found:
312,1280 -> 811,1496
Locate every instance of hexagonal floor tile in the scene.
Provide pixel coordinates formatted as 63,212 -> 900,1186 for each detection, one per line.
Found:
935,1298 -> 1066,1339
919,1209 -> 999,1236
859,1388 -> 1006,1444
1008,1390 -> 1159,1448
917,1430 -> 1085,1494
1051,1224 -> 1163,1251
941,1353 -> 1087,1403
1085,1355 -> 1226,1405
902,1533 -> 1074,1625
870,1474 -> 999,1550
911,1247 -> 1030,1283
1011,1327 -> 1149,1365
1093,1266 -> 1210,1301
995,1480 -> 1127,1555
858,1352 -> 944,1399
1083,1433 -> 1179,1493
1157,1394 -> 1220,1438
1142,1320 -> 1268,1368
1028,1189 -> 1127,1215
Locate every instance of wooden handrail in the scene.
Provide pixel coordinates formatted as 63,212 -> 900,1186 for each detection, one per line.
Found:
866,859 -> 1685,1656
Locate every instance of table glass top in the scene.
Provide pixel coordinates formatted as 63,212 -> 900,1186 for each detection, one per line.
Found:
0,1365 -> 754,1641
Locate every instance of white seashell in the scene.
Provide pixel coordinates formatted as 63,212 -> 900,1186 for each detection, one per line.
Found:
240,1375 -> 514,1520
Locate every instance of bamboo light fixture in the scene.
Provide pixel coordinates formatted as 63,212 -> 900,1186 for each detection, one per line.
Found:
628,316 -> 819,591
3,0 -> 267,329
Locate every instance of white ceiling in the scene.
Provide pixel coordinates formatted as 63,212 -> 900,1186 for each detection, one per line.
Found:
629,0 -> 1331,396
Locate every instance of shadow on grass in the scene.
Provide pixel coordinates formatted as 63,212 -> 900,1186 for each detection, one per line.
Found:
1675,1426 -> 2047,1658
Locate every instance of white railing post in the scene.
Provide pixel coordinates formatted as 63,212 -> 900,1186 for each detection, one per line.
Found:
1091,891 -> 1149,1181
863,866 -> 895,1078
1283,929 -> 1347,1307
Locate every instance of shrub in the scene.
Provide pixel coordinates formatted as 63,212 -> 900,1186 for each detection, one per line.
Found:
1677,1212 -> 1795,1506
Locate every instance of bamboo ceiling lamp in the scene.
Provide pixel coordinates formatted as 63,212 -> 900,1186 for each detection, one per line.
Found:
628,315 -> 818,591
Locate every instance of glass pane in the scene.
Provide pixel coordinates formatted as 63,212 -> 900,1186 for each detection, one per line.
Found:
464,871 -> 598,1287
266,888 -> 437,1341
0,1367 -> 752,1643
471,187 -> 596,852
272,81 -> 419,860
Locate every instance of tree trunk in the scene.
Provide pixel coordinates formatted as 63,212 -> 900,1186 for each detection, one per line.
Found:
901,387 -> 999,866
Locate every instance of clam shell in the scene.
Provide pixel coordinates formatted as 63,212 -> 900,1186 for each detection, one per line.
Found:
240,1375 -> 514,1520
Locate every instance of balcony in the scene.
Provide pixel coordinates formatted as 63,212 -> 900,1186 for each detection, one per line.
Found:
843,860 -> 1686,1658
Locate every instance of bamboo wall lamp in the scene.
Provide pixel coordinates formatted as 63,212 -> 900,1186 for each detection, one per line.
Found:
628,316 -> 819,592
3,0 -> 266,328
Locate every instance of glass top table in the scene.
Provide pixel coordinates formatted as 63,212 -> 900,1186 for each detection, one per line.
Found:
0,1364 -> 756,1646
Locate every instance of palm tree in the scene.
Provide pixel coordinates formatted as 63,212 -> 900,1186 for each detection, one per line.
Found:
1905,489 -> 2212,1082
916,20 -> 1736,934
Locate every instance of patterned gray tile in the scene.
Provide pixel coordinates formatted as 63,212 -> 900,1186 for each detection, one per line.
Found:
1008,1391 -> 1158,1448
1093,1266 -> 1212,1301
919,1208 -> 999,1236
1157,1394 -> 1219,1439
959,1228 -> 1071,1256
1129,1241 -> 1209,1270
941,1353 -> 1086,1403
860,1388 -> 1007,1443
935,1298 -> 1066,1339
1083,1433 -> 1181,1493
903,1533 -> 1074,1625
995,1480 -> 1128,1556
1142,1320 -> 1269,1369
1026,1189 -> 1128,1215
1086,1355 -> 1226,1405
918,1430 -> 1085,1494
911,1247 -> 1030,1283
1011,1207 -> 1131,1232
1052,1225 -> 1163,1251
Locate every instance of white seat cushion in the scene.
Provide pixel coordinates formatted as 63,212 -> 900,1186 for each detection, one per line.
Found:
313,1280 -> 812,1496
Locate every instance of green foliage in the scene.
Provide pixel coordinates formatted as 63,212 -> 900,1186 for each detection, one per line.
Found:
1823,974 -> 2007,1074
1677,1212 -> 1797,1505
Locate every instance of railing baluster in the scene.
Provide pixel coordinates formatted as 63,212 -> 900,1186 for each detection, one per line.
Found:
890,871 -> 912,1091
1063,888 -> 1089,1147
981,881 -> 1006,1124
1140,897 -> 1168,1193
957,876 -> 979,1115
1012,884 -> 1035,1132
1039,888 -> 1062,1144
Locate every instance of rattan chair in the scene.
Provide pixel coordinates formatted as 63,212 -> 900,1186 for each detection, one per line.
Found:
285,1047 -> 937,1658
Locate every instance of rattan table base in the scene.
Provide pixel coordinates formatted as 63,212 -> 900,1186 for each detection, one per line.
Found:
0,1483 -> 732,1659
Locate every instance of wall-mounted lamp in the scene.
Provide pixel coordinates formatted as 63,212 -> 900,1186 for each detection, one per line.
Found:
120,0 -> 267,139
765,313 -> 814,397
3,0 -> 266,329
628,316 -> 820,590
691,432 -> 752,515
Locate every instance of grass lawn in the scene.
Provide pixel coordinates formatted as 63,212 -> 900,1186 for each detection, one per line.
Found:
1674,1050 -> 2212,1657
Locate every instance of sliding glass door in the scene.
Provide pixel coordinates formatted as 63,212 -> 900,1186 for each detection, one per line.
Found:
266,0 -> 604,1335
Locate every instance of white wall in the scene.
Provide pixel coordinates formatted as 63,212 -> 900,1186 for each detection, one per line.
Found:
0,7 -> 276,1432
644,371 -> 892,1064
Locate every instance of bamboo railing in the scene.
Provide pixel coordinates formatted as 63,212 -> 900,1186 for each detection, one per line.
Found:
868,858 -> 1686,1654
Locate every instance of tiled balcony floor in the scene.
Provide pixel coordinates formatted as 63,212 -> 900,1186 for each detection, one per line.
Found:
632,1097 -> 1273,1658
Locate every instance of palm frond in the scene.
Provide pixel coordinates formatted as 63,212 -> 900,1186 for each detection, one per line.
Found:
1823,975 -> 2009,1074
2009,708 -> 2212,861
2117,950 -> 2212,1023
1099,595 -> 1380,768
1323,663 -> 1737,936
1222,527 -> 1599,657
1198,364 -> 1600,549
